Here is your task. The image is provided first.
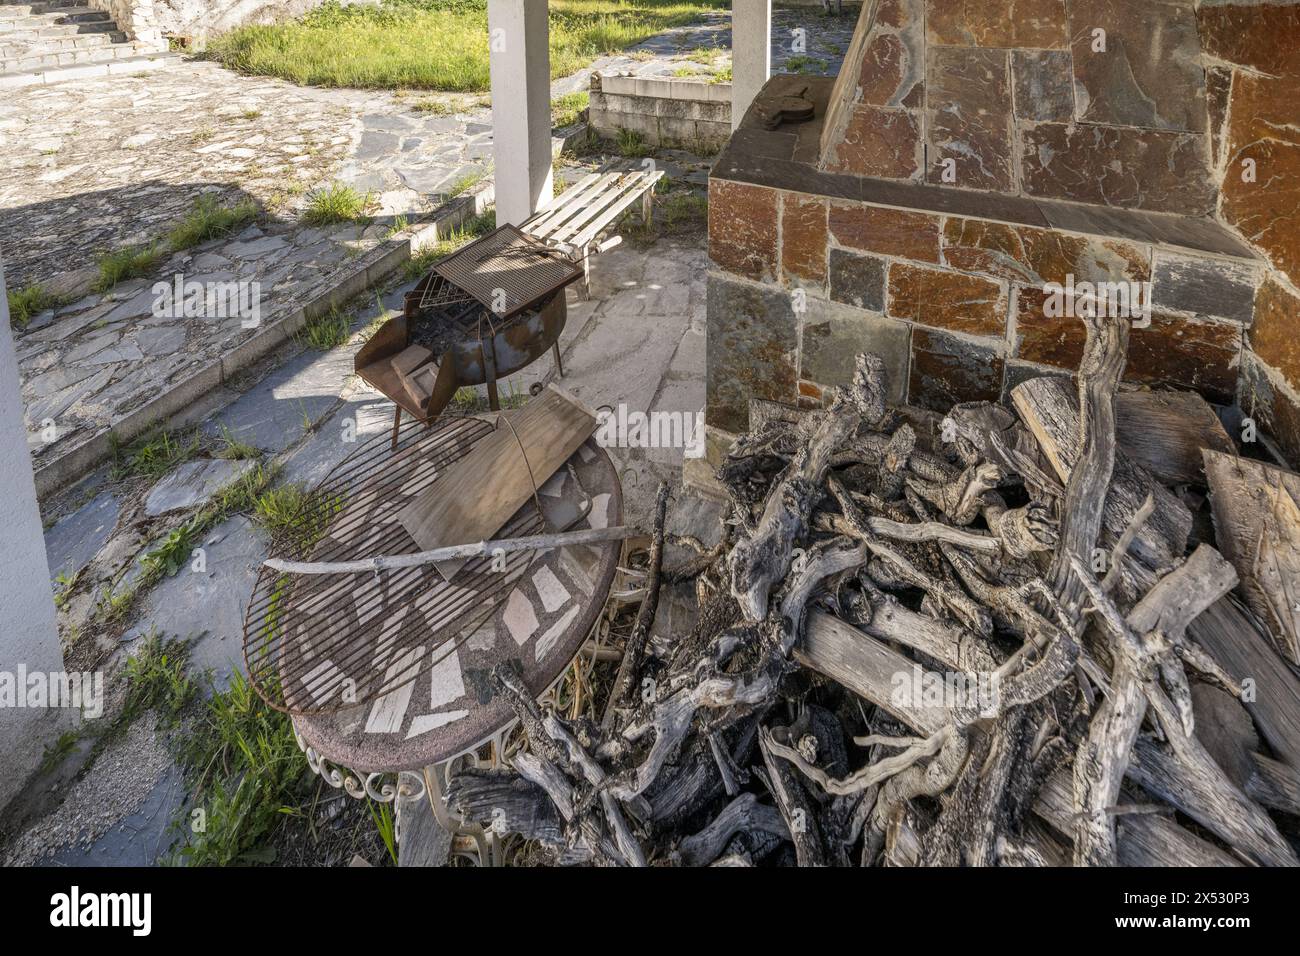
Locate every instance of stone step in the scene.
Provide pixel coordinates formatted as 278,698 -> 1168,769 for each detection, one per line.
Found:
1,28 -> 126,51
0,17 -> 116,37
0,38 -> 150,72
0,49 -> 175,88
0,0 -> 89,19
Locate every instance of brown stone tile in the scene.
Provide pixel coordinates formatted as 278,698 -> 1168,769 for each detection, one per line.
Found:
1249,279 -> 1300,390
857,0 -> 926,108
708,179 -> 778,281
887,262 -> 1006,335
942,218 -> 1150,286
1220,74 -> 1300,282
1014,289 -> 1242,401
926,0 -> 1069,49
1020,122 -> 1215,216
1012,50 -> 1075,122
780,192 -> 828,283
824,105 -> 923,180
909,328 -> 1005,411
925,46 -> 1014,192
829,202 -> 941,262
1068,0 -> 1206,132
1197,2 -> 1300,78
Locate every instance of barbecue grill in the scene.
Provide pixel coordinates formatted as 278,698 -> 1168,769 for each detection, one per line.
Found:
356,225 -> 584,443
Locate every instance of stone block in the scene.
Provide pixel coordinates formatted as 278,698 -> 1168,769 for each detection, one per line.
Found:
780,191 -> 828,283
942,218 -> 1150,286
1151,251 -> 1259,324
705,272 -> 798,433
1020,122 -> 1215,216
1014,289 -> 1243,402
1248,278 -> 1300,390
925,46 -> 1014,191
909,328 -> 1005,411
1011,49 -> 1073,121
887,262 -> 1006,335
830,202 -> 941,262
799,299 -> 910,405
1069,0 -> 1206,132
1196,2 -> 1300,79
708,179 -> 779,281
824,104 -> 922,180
856,0 -> 925,108
925,0 -> 1068,48
829,249 -> 886,311
1219,73 -> 1300,282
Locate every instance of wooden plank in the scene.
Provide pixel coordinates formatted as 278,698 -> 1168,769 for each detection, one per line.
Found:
531,172 -> 633,240
1011,375 -> 1192,571
569,171 -> 663,249
1203,449 -> 1300,664
1114,390 -> 1235,485
1187,597 -> 1300,770
524,168 -> 611,234
396,386 -> 597,580
1247,752 -> 1300,815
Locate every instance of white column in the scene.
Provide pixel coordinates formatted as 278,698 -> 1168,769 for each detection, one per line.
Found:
731,0 -> 772,130
488,0 -> 553,226
0,260 -> 65,814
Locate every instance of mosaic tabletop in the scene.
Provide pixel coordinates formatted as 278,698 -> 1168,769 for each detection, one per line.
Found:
276,428 -> 622,773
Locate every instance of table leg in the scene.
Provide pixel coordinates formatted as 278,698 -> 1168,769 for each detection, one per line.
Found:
421,764 -> 494,867
390,405 -> 402,451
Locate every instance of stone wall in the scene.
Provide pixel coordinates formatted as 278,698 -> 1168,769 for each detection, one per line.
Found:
588,74 -> 732,151
89,0 -> 334,46
820,0 -> 1218,216
707,173 -> 1260,433
1198,1 -> 1300,464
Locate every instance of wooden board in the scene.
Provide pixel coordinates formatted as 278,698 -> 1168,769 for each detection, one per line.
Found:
1187,597 -> 1300,770
1115,390 -> 1235,485
1203,450 -> 1300,664
1011,376 -> 1192,571
397,386 -> 597,580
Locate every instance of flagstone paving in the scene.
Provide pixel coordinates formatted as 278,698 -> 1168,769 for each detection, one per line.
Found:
4,4 -> 856,483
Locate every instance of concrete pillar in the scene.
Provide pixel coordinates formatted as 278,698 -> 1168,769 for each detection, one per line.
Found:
0,260 -> 65,814
487,0 -> 553,226
731,0 -> 772,130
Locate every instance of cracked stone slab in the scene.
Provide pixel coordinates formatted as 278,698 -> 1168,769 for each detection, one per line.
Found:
143,458 -> 258,517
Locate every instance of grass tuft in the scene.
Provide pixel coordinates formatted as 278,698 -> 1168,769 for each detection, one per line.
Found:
167,194 -> 260,250
7,283 -> 58,329
110,427 -> 199,481
95,244 -> 167,293
302,183 -> 372,226
296,306 -> 352,350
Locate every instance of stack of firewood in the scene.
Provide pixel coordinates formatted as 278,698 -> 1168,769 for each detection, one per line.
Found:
448,314 -> 1300,866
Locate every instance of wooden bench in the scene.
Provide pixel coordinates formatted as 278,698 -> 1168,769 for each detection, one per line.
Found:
522,160 -> 665,297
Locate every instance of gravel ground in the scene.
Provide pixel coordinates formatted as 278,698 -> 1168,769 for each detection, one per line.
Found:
2,712 -> 172,866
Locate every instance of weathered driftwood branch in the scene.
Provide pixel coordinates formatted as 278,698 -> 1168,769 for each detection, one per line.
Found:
263,525 -> 637,574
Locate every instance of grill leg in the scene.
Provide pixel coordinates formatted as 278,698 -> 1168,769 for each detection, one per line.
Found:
552,341 -> 565,378
390,405 -> 401,451
487,375 -> 500,411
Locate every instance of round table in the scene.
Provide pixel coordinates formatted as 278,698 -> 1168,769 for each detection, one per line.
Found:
287,434 -> 623,864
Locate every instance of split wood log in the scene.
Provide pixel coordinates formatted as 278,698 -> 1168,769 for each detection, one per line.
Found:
1013,375 -> 1192,574
1203,450 -> 1300,664
1114,390 -> 1235,486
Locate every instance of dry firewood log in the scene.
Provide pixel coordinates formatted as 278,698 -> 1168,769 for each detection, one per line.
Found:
674,792 -> 789,866
728,353 -> 889,621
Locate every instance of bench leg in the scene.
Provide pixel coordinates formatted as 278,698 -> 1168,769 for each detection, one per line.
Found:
579,250 -> 592,300
642,188 -> 654,226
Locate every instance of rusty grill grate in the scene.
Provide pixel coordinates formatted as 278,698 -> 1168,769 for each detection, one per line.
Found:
427,224 -> 582,320
242,415 -> 546,715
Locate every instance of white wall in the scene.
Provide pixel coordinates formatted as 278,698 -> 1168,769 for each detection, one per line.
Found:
0,262 -> 66,815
